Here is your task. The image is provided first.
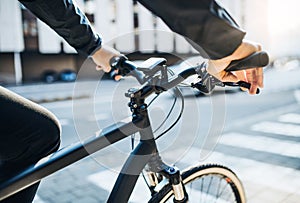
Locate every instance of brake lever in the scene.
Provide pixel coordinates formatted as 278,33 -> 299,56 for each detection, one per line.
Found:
192,62 -> 260,95
192,62 -> 223,94
223,81 -> 260,94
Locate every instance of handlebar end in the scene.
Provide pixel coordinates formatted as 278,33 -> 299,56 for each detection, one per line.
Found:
109,55 -> 128,70
225,51 -> 269,72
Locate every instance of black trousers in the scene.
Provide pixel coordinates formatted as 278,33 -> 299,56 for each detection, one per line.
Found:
0,86 -> 61,203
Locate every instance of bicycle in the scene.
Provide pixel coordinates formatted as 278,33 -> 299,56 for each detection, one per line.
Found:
0,51 -> 269,202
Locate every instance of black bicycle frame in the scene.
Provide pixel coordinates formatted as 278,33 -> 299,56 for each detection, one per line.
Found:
0,109 -> 159,203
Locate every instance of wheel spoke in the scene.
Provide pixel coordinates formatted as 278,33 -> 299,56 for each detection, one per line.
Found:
218,179 -> 230,199
214,176 -> 222,203
205,176 -> 213,202
200,176 -> 204,202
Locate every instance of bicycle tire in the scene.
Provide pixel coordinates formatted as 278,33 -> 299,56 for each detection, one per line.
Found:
149,164 -> 246,203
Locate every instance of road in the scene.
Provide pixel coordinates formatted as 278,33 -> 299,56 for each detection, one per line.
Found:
7,68 -> 300,203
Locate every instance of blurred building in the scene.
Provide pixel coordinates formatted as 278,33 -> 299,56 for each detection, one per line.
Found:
0,0 -> 299,84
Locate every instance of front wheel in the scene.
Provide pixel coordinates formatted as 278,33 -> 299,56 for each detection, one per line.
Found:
149,164 -> 246,203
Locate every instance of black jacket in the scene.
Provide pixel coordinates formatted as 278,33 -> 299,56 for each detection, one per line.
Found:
138,0 -> 245,59
19,0 -> 245,59
19,0 -> 102,56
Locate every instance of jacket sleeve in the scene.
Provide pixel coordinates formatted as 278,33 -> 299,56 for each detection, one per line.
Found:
19,0 -> 101,56
137,0 -> 246,59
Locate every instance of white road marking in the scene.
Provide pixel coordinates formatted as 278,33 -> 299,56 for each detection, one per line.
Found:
294,90 -> 300,104
220,132 -> 300,158
278,113 -> 300,124
87,113 -> 110,121
251,121 -> 300,137
42,96 -> 113,109
227,104 -> 299,130
33,195 -> 45,203
87,169 -> 151,203
59,119 -> 70,126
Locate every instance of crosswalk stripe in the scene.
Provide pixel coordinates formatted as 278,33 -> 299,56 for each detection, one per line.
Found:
87,113 -> 110,121
33,195 -> 45,203
87,169 -> 151,203
278,113 -> 300,124
294,90 -> 300,104
251,121 -> 300,137
59,119 -> 70,126
219,132 -> 300,158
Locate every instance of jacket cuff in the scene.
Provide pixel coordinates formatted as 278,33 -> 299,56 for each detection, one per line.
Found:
77,33 -> 102,57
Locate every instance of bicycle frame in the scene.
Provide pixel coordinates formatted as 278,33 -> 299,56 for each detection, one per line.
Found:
0,109 -> 159,202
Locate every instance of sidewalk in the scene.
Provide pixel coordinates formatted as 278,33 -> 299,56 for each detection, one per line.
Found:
6,80 -> 99,103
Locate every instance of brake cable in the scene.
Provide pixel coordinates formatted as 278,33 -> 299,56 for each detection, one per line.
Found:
142,68 -> 185,140
155,86 -> 184,140
153,93 -> 177,134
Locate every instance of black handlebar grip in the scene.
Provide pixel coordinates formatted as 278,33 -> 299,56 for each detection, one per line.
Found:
109,55 -> 146,84
109,55 -> 128,70
225,51 -> 269,72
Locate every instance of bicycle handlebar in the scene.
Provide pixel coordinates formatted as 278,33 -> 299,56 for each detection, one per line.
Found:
110,51 -> 269,95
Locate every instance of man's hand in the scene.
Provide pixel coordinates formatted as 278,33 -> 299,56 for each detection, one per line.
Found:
91,45 -> 121,73
207,40 -> 263,95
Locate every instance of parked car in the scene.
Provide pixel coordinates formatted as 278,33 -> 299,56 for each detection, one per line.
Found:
59,69 -> 77,82
41,70 -> 58,83
41,69 -> 77,83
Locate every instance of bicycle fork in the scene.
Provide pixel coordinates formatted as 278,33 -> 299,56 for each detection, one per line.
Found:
146,154 -> 188,203
126,87 -> 188,202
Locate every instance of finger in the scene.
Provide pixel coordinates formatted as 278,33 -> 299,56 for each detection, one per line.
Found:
240,87 -> 248,92
102,65 -> 111,73
96,65 -> 103,71
95,65 -> 111,73
235,71 -> 248,91
246,69 -> 258,95
250,83 -> 258,95
236,70 -> 251,92
257,67 -> 264,88
114,75 -> 122,81
221,72 -> 239,82
235,70 -> 247,82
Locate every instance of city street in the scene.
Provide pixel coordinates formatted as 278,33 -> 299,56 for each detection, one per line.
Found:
7,67 -> 300,203
1,0 -> 300,202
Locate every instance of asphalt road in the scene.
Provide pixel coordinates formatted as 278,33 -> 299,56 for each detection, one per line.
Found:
6,68 -> 300,203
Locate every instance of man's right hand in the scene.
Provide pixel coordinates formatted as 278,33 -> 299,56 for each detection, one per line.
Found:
207,40 -> 263,95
